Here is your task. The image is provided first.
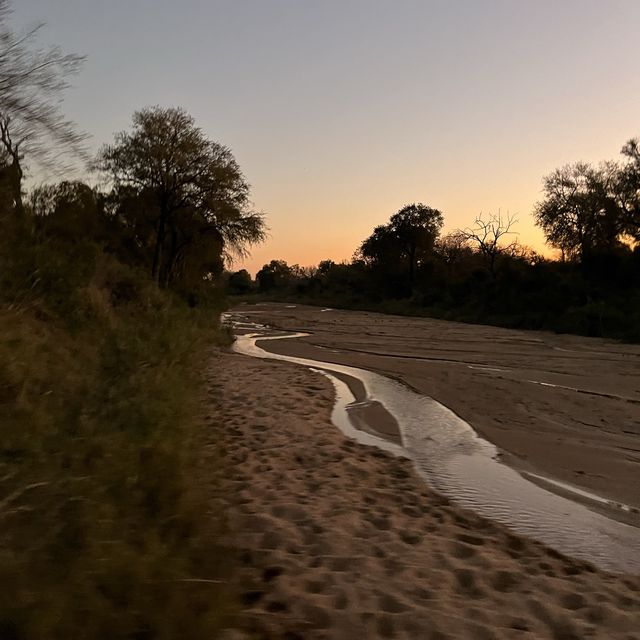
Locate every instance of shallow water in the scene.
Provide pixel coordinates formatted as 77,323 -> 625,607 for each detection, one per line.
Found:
226,314 -> 640,574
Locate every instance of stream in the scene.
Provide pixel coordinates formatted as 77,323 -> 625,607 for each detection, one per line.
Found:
225,313 -> 640,574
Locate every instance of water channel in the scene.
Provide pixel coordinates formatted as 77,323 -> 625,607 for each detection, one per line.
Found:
225,313 -> 640,574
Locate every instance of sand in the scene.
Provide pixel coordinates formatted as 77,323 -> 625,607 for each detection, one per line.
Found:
233,303 -> 640,513
209,350 -> 640,640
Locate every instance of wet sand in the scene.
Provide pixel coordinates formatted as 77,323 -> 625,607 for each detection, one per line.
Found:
233,303 -> 640,512
321,370 -> 403,445
211,351 -> 640,639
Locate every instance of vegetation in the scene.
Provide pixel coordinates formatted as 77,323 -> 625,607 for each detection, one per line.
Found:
238,140 -> 640,342
0,226 -> 234,638
96,107 -> 265,289
358,203 -> 443,291
0,4 -> 265,636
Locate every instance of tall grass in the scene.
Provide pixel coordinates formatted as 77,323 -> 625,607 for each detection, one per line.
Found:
0,222 -> 234,638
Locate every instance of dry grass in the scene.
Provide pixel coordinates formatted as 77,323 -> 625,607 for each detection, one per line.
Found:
0,245 -> 234,638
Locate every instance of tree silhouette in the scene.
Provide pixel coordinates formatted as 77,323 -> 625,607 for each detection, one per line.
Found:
618,138 -> 640,241
256,259 -> 292,292
359,203 -> 443,289
435,231 -> 471,277
534,163 -> 624,262
97,106 -> 265,287
227,269 -> 253,294
0,0 -> 86,212
29,180 -> 103,240
358,224 -> 403,266
460,211 -> 518,277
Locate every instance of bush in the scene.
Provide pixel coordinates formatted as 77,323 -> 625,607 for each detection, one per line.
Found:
0,208 -> 234,638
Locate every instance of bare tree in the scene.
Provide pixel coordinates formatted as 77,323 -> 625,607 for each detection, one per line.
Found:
460,211 -> 518,277
0,0 -> 86,212
0,114 -> 22,211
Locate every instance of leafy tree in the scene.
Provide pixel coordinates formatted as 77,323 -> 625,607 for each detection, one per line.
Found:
358,224 -> 403,266
256,259 -> 292,292
435,231 -> 470,275
227,268 -> 253,294
29,181 -> 103,234
617,138 -> 640,241
317,259 -> 336,275
534,163 -> 624,262
0,0 -> 86,213
388,203 -> 443,286
358,203 -> 443,288
97,106 -> 265,287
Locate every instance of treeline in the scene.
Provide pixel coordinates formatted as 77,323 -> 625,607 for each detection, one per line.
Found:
1,2 -> 264,635
230,142 -> 640,341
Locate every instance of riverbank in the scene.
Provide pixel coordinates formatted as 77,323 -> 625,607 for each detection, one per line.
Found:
231,303 -> 640,513
0,253 -> 234,638
213,350 -> 640,639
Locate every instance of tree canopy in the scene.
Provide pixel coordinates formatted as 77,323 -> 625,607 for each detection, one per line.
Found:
358,203 -> 443,288
97,106 -> 266,287
534,144 -> 640,262
618,138 -> 640,241
256,259 -> 294,292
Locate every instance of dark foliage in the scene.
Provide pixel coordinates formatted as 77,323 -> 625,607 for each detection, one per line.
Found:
96,106 -> 266,288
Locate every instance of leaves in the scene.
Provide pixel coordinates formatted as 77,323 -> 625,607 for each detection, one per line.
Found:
534,162 -> 628,261
96,106 -> 266,287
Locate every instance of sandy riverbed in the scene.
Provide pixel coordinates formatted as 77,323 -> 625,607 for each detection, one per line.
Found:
232,303 -> 640,512
210,350 -> 640,639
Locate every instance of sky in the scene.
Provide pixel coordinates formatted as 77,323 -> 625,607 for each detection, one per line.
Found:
12,0 -> 640,274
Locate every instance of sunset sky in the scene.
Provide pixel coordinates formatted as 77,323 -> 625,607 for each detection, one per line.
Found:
14,0 -> 640,274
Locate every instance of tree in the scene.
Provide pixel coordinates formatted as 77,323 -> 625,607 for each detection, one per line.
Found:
358,203 -> 443,288
534,163 -> 624,262
227,269 -> 253,295
388,203 -> 443,287
617,138 -> 640,242
317,259 -> 336,275
256,259 -> 292,292
460,211 -> 518,277
97,106 -> 266,287
358,224 -> 403,267
0,0 -> 86,213
29,180 -> 103,240
499,240 -> 543,267
435,231 -> 470,274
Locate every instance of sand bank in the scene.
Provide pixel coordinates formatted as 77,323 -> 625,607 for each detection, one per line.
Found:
233,303 -> 640,512
210,351 -> 640,639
